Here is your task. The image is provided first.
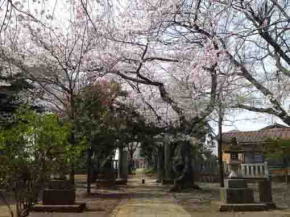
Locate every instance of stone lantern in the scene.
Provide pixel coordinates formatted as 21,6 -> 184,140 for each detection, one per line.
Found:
220,137 -> 256,211
219,137 -> 275,211
226,137 -> 242,178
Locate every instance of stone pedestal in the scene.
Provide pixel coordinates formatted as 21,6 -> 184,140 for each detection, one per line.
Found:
258,179 -> 276,209
221,179 -> 254,204
117,149 -> 128,185
219,179 -> 268,211
31,180 -> 85,213
43,180 -> 75,205
96,159 -> 116,188
43,189 -> 75,205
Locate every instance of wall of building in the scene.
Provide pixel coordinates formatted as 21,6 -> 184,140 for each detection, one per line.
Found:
222,153 -> 244,163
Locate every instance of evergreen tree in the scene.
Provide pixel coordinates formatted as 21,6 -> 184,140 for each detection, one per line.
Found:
0,72 -> 34,125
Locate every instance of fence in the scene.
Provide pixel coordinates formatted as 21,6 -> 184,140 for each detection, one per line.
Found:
193,159 -> 219,182
241,162 -> 269,178
224,162 -> 269,178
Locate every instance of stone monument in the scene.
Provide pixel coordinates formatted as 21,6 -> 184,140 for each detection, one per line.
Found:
31,179 -> 86,212
219,137 -> 269,211
116,148 -> 128,185
43,180 -> 75,205
96,158 -> 116,188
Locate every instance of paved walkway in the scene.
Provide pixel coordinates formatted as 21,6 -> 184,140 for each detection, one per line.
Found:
111,176 -> 191,217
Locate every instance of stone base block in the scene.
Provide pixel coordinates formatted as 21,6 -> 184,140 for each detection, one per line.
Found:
219,203 -> 268,212
265,202 -> 276,209
96,179 -> 116,188
225,179 -> 247,188
115,178 -> 127,185
31,202 -> 86,212
162,179 -> 174,185
221,188 -> 254,203
43,189 -> 75,205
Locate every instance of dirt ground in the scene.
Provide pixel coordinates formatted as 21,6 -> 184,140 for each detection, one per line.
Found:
174,182 -> 290,217
1,175 -> 290,217
0,175 -> 125,217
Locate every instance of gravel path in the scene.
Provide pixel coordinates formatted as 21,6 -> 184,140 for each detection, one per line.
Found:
111,177 -> 190,217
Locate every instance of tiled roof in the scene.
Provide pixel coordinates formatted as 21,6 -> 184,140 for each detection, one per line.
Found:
222,126 -> 290,144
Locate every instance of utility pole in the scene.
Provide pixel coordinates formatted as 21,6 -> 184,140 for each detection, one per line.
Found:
218,100 -> 224,187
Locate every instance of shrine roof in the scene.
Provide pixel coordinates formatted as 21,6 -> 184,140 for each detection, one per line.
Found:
222,124 -> 290,144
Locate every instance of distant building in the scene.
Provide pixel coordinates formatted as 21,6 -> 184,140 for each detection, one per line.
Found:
133,146 -> 148,169
222,123 -> 290,177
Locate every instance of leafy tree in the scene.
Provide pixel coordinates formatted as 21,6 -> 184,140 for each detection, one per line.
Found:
265,138 -> 290,184
112,103 -> 162,174
0,107 -> 72,217
0,72 -> 35,125
75,80 -> 127,193
74,79 -> 161,192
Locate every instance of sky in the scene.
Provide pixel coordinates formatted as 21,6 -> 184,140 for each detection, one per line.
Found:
222,110 -> 287,132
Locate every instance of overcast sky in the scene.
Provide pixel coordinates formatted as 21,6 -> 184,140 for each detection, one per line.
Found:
221,110 -> 286,133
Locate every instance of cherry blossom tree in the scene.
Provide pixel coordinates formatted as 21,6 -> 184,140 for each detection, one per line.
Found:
78,0 -> 228,190
181,0 -> 290,126
0,0 -> 255,190
0,0 -> 112,183
224,0 -> 290,126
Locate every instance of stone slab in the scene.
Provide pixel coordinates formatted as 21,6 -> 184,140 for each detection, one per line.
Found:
43,189 -> 75,205
220,188 -> 254,203
225,179 -> 247,188
219,203 -> 268,212
31,202 -> 86,212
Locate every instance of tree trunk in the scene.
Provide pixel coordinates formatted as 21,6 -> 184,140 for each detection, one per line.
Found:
171,142 -> 200,192
153,153 -> 158,171
69,129 -> 76,185
164,142 -> 174,183
0,191 -> 14,217
69,94 -> 76,185
69,165 -> 75,185
87,147 -> 93,194
128,151 -> 134,174
157,146 -> 164,183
